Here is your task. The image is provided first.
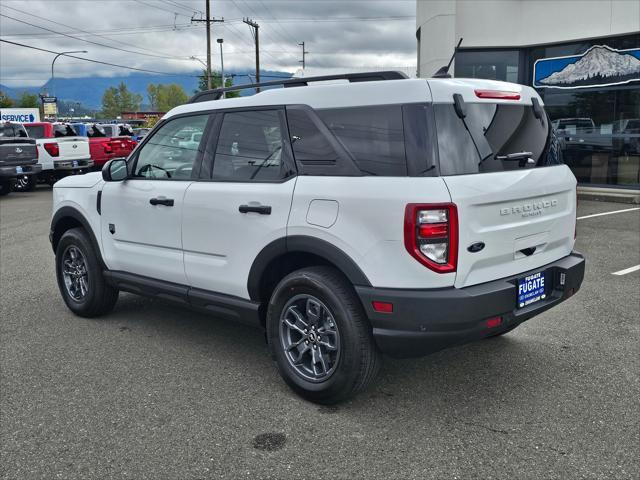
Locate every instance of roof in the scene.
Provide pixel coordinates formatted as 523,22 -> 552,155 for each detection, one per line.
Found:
164,75 -> 542,120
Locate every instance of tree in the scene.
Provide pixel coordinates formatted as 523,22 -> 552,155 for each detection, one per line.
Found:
101,82 -> 142,118
196,69 -> 239,97
147,83 -> 188,111
18,92 -> 39,108
0,91 -> 13,108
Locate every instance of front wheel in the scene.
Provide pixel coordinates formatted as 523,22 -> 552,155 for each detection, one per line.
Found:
266,266 -> 381,404
55,227 -> 119,317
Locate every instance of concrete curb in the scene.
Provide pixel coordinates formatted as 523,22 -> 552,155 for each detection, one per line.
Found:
578,186 -> 640,205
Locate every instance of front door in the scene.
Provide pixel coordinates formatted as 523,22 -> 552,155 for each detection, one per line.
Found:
100,113 -> 211,284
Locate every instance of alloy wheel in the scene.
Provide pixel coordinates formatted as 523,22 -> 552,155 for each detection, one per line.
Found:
62,245 -> 89,301
280,294 -> 341,382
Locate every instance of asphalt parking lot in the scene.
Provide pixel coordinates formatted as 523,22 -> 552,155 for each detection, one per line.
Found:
1,187 -> 639,480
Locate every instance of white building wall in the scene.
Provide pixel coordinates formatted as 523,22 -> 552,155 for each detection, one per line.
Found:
417,0 -> 640,77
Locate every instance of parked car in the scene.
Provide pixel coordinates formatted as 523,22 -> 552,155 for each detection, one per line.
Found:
23,122 -> 92,186
0,121 -> 41,195
132,128 -> 151,142
97,124 -> 137,161
69,123 -> 122,169
50,72 -> 585,404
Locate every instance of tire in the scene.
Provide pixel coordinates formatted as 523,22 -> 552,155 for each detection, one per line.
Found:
266,266 -> 381,404
13,175 -> 37,192
0,180 -> 11,196
55,227 -> 119,317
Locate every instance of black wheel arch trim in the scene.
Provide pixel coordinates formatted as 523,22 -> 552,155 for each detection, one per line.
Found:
50,206 -> 106,270
247,235 -> 372,301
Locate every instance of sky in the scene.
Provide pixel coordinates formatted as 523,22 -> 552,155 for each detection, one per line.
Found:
0,0 -> 418,87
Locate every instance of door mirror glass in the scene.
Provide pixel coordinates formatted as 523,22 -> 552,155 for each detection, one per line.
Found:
102,159 -> 128,182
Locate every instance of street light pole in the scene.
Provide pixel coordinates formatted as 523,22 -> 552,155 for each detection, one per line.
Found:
217,38 -> 224,98
51,50 -> 87,96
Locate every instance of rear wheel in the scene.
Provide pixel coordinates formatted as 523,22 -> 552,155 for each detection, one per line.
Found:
55,227 -> 119,317
266,266 -> 381,404
0,179 -> 12,196
14,175 -> 37,192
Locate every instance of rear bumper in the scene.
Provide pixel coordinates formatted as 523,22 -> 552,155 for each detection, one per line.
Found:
54,159 -> 94,171
356,252 -> 585,358
0,164 -> 42,178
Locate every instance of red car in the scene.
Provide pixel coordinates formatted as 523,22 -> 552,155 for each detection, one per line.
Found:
84,123 -> 137,168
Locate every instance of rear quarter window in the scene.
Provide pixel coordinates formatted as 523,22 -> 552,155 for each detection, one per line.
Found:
316,105 -> 407,176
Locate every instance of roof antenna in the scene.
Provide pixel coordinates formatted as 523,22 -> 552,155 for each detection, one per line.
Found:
433,37 -> 463,78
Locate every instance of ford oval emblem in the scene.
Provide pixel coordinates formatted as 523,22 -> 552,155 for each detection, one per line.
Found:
72,144 -> 78,149
467,242 -> 485,253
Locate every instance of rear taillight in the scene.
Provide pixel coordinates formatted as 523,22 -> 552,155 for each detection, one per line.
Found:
102,141 -> 113,154
474,89 -> 521,100
404,203 -> 458,273
43,142 -> 59,157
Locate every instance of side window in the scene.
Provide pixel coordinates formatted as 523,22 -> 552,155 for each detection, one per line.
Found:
316,105 -> 407,176
213,110 -> 288,181
133,114 -> 209,180
286,108 -> 340,164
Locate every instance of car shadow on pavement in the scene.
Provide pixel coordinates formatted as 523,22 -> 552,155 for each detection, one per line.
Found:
109,292 -> 565,416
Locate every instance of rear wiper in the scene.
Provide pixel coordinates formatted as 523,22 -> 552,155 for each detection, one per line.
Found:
495,151 -> 534,162
495,151 -> 535,167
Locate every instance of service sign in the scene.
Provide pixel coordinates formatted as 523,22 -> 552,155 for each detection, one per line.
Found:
0,108 -> 40,123
534,45 -> 640,89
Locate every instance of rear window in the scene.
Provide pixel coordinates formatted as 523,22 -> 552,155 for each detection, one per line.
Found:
25,125 -> 45,138
53,124 -> 78,137
434,103 -> 559,176
316,105 -> 407,176
87,124 -> 107,137
0,124 -> 16,137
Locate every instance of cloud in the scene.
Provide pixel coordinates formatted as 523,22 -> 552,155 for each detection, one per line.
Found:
0,0 -> 417,86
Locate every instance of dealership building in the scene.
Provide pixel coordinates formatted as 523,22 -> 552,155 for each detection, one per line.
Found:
417,0 -> 640,194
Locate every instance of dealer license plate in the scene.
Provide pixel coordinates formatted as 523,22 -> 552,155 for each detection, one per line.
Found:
517,271 -> 547,308
16,166 -> 23,174
73,160 -> 78,167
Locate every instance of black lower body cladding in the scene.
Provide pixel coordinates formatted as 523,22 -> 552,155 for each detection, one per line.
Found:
356,252 -> 585,358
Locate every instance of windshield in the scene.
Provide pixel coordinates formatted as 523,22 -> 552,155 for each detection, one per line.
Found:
434,102 -> 560,176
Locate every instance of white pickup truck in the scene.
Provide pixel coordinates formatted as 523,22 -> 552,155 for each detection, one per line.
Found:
21,122 -> 92,189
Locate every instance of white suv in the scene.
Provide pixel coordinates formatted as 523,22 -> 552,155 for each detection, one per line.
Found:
50,72 -> 585,404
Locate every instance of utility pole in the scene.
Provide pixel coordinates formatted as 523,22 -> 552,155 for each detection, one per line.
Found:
298,42 -> 309,70
243,18 -> 260,92
191,1 -> 223,90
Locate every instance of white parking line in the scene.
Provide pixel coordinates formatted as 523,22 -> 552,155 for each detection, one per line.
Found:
577,207 -> 640,220
612,265 -> 640,276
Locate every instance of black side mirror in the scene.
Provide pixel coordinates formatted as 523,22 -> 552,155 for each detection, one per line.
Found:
102,159 -> 128,182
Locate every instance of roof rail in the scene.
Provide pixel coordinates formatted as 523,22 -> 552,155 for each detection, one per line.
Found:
187,70 -> 409,104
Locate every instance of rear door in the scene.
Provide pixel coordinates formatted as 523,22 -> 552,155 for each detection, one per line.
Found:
182,108 -> 297,299
433,99 -> 576,288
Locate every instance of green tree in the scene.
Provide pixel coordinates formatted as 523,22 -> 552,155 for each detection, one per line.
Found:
18,92 -> 39,108
0,91 -> 13,108
147,83 -> 188,111
196,70 -> 239,97
101,82 -> 142,118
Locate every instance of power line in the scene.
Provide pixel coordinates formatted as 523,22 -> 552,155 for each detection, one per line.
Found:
0,5 -> 193,59
0,39 -> 199,77
255,0 -> 298,45
132,0 -> 192,17
0,12 -> 191,61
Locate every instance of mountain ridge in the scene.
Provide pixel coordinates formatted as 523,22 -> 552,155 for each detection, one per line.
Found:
0,70 -> 293,109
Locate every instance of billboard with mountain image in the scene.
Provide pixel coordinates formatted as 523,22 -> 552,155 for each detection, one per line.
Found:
534,45 -> 640,89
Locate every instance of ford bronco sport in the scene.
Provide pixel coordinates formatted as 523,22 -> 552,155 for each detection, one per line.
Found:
50,72 -> 585,404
